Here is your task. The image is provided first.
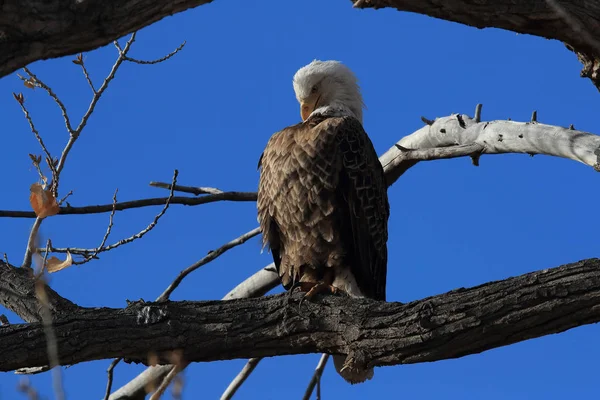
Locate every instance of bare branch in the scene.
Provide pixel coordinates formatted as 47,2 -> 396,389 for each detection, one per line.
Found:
71,189 -> 118,265
124,41 -> 186,65
14,95 -> 56,179
20,67 -> 74,134
220,358 -> 262,400
0,192 -> 258,219
303,354 -> 329,400
150,181 -> 228,196
352,0 -> 600,89
3,258 -> 600,373
157,227 -> 261,302
21,218 -> 42,269
72,54 -> 97,94
103,359 -> 121,400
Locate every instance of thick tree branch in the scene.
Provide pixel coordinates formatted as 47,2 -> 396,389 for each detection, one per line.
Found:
106,264 -> 280,399
2,258 -> 599,373
353,0 -> 600,90
0,0 -> 213,79
0,260 -> 80,323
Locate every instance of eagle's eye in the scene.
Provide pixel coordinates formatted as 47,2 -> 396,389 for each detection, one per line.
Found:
310,85 -> 318,94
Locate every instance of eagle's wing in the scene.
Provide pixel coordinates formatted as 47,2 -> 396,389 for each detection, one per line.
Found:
330,116 -> 389,301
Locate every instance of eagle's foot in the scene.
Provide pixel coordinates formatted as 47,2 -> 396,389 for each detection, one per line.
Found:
297,282 -> 339,312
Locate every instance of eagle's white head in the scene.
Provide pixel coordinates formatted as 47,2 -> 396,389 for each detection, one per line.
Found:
292,60 -> 364,123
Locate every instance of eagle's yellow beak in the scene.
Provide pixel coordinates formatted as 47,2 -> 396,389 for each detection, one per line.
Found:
300,101 -> 313,121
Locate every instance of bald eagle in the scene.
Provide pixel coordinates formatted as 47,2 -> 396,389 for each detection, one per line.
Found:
257,60 -> 390,384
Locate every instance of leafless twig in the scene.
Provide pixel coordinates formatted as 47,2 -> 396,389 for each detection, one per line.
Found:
150,181 -> 226,195
72,189 -> 118,265
53,33 -> 137,195
46,172 -> 178,262
302,354 -> 330,400
122,41 -> 186,65
220,358 -> 262,400
103,358 -> 121,400
14,94 -> 56,179
157,226 -> 261,302
20,67 -> 74,134
72,53 -> 97,93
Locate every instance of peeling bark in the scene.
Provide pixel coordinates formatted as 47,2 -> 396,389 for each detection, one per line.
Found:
2,258 -> 599,372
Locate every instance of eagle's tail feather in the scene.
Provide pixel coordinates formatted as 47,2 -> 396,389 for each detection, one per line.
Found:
332,354 -> 374,384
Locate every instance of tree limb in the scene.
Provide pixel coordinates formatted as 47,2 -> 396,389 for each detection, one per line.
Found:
0,260 -> 80,323
106,264 -> 280,399
0,0 -> 213,79
353,0 -> 600,90
2,258 -> 599,373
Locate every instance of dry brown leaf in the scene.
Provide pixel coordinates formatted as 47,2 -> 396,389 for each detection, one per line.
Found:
23,79 -> 35,89
46,252 -> 73,273
29,183 -> 60,218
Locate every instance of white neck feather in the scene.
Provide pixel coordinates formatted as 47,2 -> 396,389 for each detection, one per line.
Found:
310,101 -> 362,123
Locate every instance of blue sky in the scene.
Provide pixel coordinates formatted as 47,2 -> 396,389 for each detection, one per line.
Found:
1,0 -> 599,399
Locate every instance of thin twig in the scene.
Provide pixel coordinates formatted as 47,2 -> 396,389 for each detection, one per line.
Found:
73,54 -> 97,94
21,67 -> 74,134
53,33 -> 137,195
150,181 -> 225,195
1,191 -> 258,219
302,354 -> 330,400
73,189 -> 118,265
220,358 -> 262,400
157,227 -> 261,302
14,96 -> 56,179
124,41 -> 186,65
66,172 -> 176,262
103,358 -> 121,400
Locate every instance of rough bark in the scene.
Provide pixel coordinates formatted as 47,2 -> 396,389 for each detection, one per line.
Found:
2,258 -> 599,372
353,0 -> 600,90
0,0 -> 214,79
0,261 -> 80,323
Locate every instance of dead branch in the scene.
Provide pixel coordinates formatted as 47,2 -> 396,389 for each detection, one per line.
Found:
2,258 -> 599,373
303,354 -> 329,400
220,358 -> 262,400
157,227 -> 261,302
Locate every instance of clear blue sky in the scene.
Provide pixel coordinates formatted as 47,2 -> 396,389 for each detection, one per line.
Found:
1,0 -> 599,399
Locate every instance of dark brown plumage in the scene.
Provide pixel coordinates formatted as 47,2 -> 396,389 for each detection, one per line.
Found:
257,114 -> 389,302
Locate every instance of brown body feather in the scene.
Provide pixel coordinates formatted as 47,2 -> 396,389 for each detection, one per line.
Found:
257,114 -> 389,301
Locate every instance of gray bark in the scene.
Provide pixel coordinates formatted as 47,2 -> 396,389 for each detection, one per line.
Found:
2,258 -> 599,372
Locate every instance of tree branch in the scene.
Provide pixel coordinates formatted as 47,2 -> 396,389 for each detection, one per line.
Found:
106,264 -> 279,399
2,258 -> 599,373
0,260 -> 80,323
0,0 -> 214,79
353,0 -> 600,90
